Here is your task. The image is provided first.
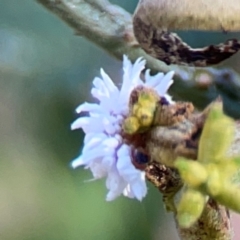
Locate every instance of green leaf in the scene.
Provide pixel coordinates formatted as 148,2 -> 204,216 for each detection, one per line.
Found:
177,189 -> 206,228
175,158 -> 207,188
198,102 -> 234,163
213,185 -> 240,213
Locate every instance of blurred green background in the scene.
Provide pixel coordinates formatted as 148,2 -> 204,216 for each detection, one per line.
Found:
1,1 -> 240,240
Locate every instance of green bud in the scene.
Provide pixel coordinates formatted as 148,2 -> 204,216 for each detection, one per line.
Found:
122,116 -> 140,134
135,107 -> 154,127
213,185 -> 240,213
198,102 -> 234,163
177,189 -> 206,228
175,158 -> 207,188
206,165 -> 222,196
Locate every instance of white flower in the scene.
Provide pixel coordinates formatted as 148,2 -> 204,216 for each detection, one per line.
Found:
71,55 -> 174,201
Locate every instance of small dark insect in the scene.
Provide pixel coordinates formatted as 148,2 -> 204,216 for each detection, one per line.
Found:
134,151 -> 149,164
131,149 -> 150,170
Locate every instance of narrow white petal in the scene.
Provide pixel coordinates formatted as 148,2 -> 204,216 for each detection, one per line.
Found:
76,102 -> 104,114
120,56 -> 133,100
102,117 -> 117,135
105,168 -> 126,201
131,57 -> 146,85
100,68 -> 119,94
101,156 -> 115,171
71,156 -> 85,168
71,117 -> 105,133
145,69 -> 164,87
93,77 -> 109,97
83,134 -> 108,153
91,88 -> 108,102
103,137 -> 120,149
82,145 -> 115,164
164,94 -> 174,104
120,56 -> 145,100
116,144 -> 142,182
71,117 -> 90,130
130,178 -> 147,201
123,185 -> 135,198
89,160 -> 108,179
113,134 -> 122,143
113,124 -> 121,133
99,98 -> 118,114
106,190 -> 121,201
117,144 -> 131,158
155,71 -> 174,96
84,133 -> 107,144
117,155 -> 141,183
